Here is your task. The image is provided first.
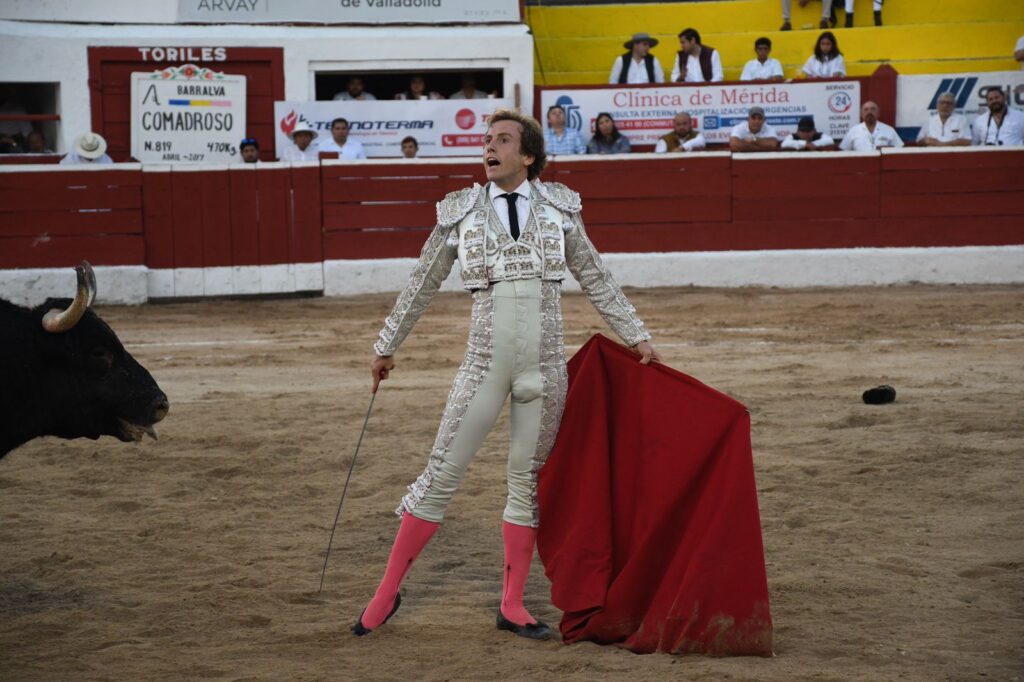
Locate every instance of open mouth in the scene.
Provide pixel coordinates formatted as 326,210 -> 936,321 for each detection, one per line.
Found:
118,418 -> 159,442
486,157 -> 500,168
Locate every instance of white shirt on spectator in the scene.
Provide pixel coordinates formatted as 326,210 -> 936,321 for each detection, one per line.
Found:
333,91 -> 377,101
608,56 -> 666,84
740,58 -> 784,81
801,54 -> 846,78
971,108 -> 1024,146
1017,35 -> 1024,69
59,151 -> 113,165
730,121 -> 778,141
654,132 -> 707,152
839,121 -> 904,151
317,137 -> 367,159
781,133 -> 835,150
671,51 -> 724,83
916,113 -> 972,144
449,89 -> 490,99
280,144 -> 320,162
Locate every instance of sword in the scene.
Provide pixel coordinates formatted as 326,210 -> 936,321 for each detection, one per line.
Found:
318,390 -> 377,593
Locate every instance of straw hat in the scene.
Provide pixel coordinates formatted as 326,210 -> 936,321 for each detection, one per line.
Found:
289,122 -> 318,141
624,32 -> 659,50
74,132 -> 107,159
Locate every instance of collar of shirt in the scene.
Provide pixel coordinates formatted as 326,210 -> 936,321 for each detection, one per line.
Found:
488,179 -> 532,235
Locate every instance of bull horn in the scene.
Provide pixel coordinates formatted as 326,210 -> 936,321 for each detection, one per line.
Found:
42,261 -> 97,333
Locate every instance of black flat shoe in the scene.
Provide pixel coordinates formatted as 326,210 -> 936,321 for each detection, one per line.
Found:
862,385 -> 896,405
496,609 -> 551,640
352,592 -> 402,636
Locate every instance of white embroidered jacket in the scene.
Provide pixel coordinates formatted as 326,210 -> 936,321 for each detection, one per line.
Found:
373,180 -> 650,357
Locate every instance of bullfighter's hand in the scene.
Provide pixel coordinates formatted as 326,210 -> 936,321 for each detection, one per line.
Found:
372,355 -> 396,393
631,340 -> 662,365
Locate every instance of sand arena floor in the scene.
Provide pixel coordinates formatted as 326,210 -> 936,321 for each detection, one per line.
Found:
1,284 -> 1022,681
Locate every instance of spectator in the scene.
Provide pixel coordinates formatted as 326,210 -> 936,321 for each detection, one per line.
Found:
586,112 -> 632,154
333,76 -> 377,102
655,112 -> 707,152
544,105 -> 586,155
60,132 -> 113,165
450,74 -> 490,99
239,138 -> 260,163
971,87 -> 1024,147
729,107 -> 780,152
916,92 -> 971,147
740,37 -> 785,82
672,28 -> 723,83
318,117 -> 368,159
395,75 -> 444,101
781,116 -> 835,151
1016,35 -> 1024,69
844,0 -> 883,27
839,101 -> 904,150
609,32 -> 665,85
781,0 -> 835,31
25,130 -> 54,153
280,122 -> 319,161
0,85 -> 31,144
801,31 -> 846,79
401,136 -> 419,159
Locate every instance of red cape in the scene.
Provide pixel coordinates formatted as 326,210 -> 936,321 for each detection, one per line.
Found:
536,335 -> 773,656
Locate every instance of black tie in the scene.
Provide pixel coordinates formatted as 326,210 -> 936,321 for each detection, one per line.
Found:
500,193 -> 520,241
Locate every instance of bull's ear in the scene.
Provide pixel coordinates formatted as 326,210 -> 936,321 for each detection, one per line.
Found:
42,261 -> 97,334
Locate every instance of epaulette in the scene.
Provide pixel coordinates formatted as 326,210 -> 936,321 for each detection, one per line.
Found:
436,184 -> 483,226
533,180 -> 582,214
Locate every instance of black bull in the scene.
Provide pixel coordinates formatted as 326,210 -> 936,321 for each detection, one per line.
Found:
1,263 -> 168,458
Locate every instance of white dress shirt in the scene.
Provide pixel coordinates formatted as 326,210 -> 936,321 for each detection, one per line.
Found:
730,121 -> 778,141
916,113 -> 971,144
333,91 -> 377,101
839,121 -> 904,151
740,58 -> 784,81
971,108 -> 1024,146
59,151 -> 114,165
449,89 -> 490,99
671,50 -> 724,83
608,56 -> 666,84
280,144 -> 320,162
801,54 -> 846,78
488,180 -> 531,238
317,137 -> 367,159
654,133 -> 707,152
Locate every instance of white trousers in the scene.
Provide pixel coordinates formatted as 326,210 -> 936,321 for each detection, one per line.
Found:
781,0 -> 834,20
398,279 -> 569,528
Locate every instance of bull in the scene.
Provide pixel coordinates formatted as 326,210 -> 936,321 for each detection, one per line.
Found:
1,262 -> 168,458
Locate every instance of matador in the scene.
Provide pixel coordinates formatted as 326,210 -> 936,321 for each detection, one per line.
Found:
354,108 -> 661,640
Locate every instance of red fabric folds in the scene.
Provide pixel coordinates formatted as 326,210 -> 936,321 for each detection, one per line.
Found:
537,334 -> 773,656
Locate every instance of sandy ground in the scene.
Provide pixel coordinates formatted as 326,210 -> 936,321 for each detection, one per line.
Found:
1,284 -> 1022,681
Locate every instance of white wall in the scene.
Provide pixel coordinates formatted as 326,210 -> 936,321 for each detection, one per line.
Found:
0,20 -> 534,154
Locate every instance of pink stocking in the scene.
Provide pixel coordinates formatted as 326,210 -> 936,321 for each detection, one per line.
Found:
361,513 -> 439,630
501,521 -> 539,626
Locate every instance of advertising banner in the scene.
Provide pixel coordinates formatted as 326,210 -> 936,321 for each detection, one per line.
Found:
131,64 -> 246,163
274,99 -> 514,158
177,0 -> 520,24
896,70 -> 1024,141
538,81 -> 861,146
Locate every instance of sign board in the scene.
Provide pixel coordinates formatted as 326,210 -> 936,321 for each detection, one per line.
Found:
539,81 -> 861,146
274,99 -> 514,158
178,0 -> 520,24
131,64 -> 247,163
896,70 -> 1024,141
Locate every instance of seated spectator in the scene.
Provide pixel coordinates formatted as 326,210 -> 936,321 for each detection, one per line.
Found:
971,87 -> 1024,146
1016,35 -> 1024,69
729,107 -> 780,152
25,130 -> 54,153
609,32 -> 665,85
740,37 -> 785,82
587,112 -> 631,154
843,0 -> 883,27
333,76 -> 377,102
781,116 -> 835,151
280,122 -> 319,161
401,136 -> 419,159
60,132 -> 113,165
395,75 -> 444,101
544,105 -> 586,155
839,101 -> 904,150
318,117 -> 368,159
450,75 -> 490,99
781,0 -> 835,31
672,28 -> 723,83
801,31 -> 846,79
0,86 -> 31,145
240,138 -> 260,163
655,112 -> 707,152
916,92 -> 971,147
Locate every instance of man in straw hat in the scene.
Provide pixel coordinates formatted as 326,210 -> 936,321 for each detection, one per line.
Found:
60,132 -> 113,165
353,107 -> 660,641
280,121 -> 320,161
609,32 -> 665,84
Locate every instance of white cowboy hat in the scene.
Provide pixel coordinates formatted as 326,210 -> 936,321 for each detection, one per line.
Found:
288,122 -> 318,141
624,32 -> 659,50
74,132 -> 107,160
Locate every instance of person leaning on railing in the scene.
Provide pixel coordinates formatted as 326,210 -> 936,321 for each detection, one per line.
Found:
971,87 -> 1024,147
916,92 -> 971,147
